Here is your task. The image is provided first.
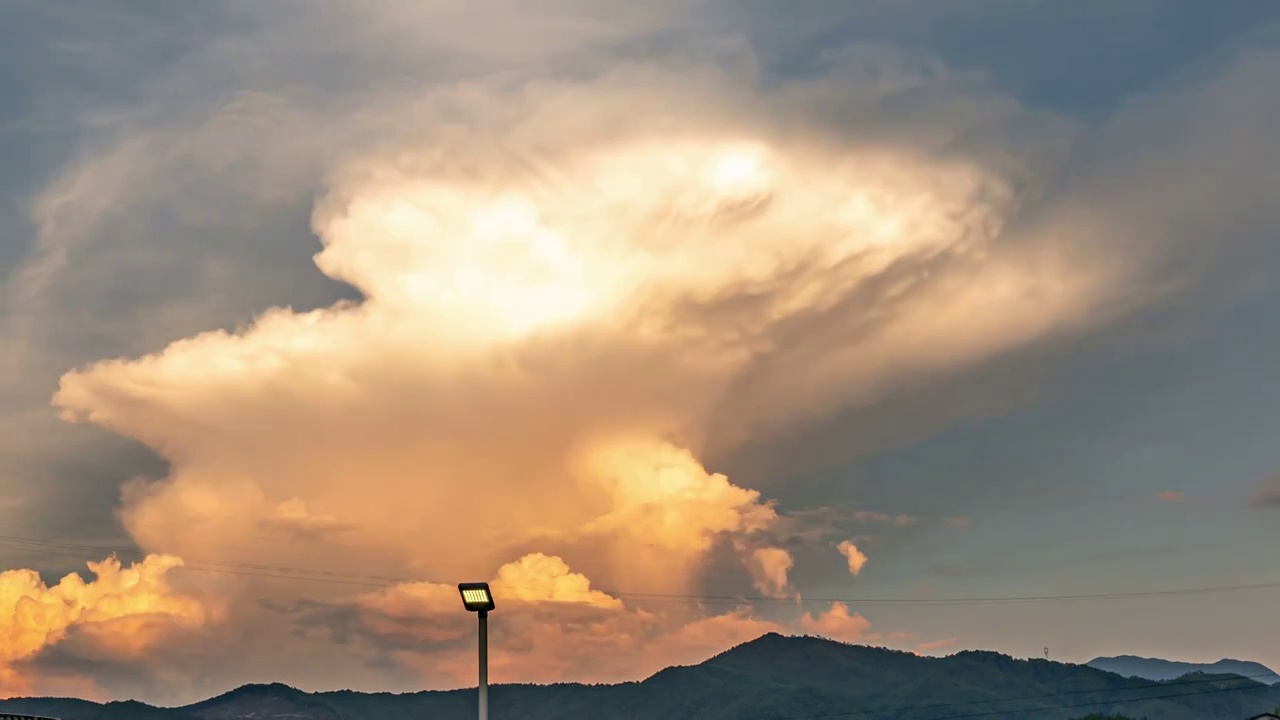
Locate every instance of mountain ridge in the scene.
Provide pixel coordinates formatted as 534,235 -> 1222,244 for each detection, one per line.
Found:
4,633 -> 1279,720
1087,655 -> 1280,685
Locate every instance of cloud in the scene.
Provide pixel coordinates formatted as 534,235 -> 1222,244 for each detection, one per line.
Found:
294,552 -> 787,685
259,498 -> 353,541
48,53 -> 1105,597
1157,491 -> 1187,503
3,0 -> 1280,704
836,541 -> 869,576
0,555 -> 206,698
574,439 -> 779,567
915,637 -> 960,654
38,52 -> 1089,695
40,45 -> 1275,695
798,603 -> 872,644
1249,476 -> 1280,509
745,548 -> 794,598
848,511 -> 915,527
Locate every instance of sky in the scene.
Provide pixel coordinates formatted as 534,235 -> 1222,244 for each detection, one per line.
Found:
1,0 -> 1279,706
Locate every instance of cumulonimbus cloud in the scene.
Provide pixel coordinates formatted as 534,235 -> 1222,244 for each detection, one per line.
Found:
41,56 -> 1092,692
5,1 -> 1278,702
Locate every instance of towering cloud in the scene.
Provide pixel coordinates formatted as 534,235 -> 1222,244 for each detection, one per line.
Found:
0,556 -> 205,698
40,59 -> 1088,691
3,0 -> 1276,702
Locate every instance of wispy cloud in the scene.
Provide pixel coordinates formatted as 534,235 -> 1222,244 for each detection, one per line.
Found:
915,637 -> 961,654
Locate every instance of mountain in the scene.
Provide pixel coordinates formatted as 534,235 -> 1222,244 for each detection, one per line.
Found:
5,634 -> 1280,720
1088,655 -> 1280,685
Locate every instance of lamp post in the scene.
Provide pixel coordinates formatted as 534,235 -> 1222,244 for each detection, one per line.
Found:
458,582 -> 495,720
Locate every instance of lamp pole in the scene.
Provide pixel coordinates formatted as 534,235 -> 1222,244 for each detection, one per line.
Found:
478,609 -> 488,720
458,582 -> 495,720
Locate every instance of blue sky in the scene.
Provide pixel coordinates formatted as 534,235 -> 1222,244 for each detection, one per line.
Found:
1,0 -> 1278,704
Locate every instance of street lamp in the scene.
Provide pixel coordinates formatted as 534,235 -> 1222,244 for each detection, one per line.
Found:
458,582 -> 495,720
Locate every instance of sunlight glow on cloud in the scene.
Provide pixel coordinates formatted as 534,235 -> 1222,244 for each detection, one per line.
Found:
799,603 -> 872,644
325,554 -> 790,685
35,61 -> 1115,692
745,547 -> 794,598
0,556 -> 205,698
9,0 -> 1274,699
915,637 -> 960,654
44,94 -> 1072,687
836,541 -> 869,576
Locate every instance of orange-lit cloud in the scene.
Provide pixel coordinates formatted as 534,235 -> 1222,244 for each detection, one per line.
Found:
0,556 -> 206,697
0,0 -> 1274,701
574,438 -> 779,589
309,553 -> 793,685
491,553 -> 624,608
798,603 -> 872,644
36,63 -> 1114,695
836,541 -> 868,576
916,637 -> 961,654
307,553 -> 928,686
9,8 -> 1176,698
50,77 -> 1108,593
1157,491 -> 1187,503
745,548 -> 794,598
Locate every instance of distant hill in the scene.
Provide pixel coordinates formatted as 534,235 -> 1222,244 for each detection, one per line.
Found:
1088,655 -> 1280,685
5,634 -> 1280,720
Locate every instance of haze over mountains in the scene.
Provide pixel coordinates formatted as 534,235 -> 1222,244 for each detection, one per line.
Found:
3,634 -> 1278,720
1088,655 -> 1280,685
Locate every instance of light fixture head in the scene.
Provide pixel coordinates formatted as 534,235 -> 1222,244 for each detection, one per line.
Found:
458,582 -> 495,612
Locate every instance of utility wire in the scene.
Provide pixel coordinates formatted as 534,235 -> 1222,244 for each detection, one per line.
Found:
2,532 -> 1279,606
3,533 -> 1277,719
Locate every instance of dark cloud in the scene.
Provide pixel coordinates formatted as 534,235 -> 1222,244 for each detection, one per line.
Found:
720,33 -> 1280,500
738,0 -> 1280,116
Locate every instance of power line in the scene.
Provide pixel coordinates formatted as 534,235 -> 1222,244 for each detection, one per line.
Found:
2,532 -> 1279,606
0,536 -> 401,587
4,530 -> 1278,718
593,581 -> 1280,605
